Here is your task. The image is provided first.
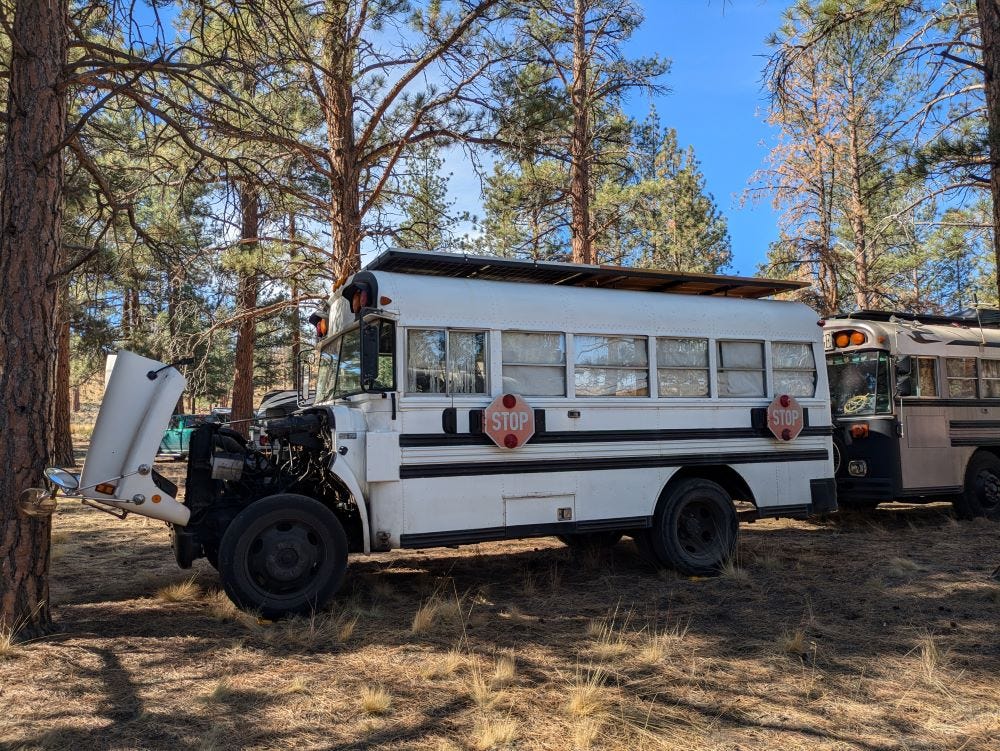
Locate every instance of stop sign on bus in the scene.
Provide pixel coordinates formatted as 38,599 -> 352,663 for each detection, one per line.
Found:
484,393 -> 535,449
767,393 -> 804,441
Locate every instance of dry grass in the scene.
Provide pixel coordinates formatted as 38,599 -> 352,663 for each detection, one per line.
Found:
0,626 -> 19,661
471,714 -> 518,750
201,679 -> 238,704
719,556 -> 750,582
421,648 -> 466,679
360,686 -> 392,715
3,473 -> 999,751
411,593 -> 464,634
261,611 -> 358,649
156,577 -> 202,603
566,668 -> 611,718
491,653 -> 516,687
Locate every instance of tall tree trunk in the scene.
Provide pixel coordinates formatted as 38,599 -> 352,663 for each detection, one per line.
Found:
979,0 -> 1000,301
0,0 -> 68,638
569,0 -> 593,265
167,263 -> 186,413
53,282 -> 74,466
325,0 -> 362,280
289,213 -> 301,388
230,187 -> 260,439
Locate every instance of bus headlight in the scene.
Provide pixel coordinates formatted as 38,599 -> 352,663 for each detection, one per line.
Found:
848,460 -> 868,477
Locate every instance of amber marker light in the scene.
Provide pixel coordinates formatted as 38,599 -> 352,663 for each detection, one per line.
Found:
152,494 -> 162,503
95,482 -> 116,495
850,331 -> 867,345
849,423 -> 870,439
834,332 -> 850,348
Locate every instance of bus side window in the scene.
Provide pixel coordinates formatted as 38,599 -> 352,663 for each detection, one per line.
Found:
916,357 -> 938,397
575,335 -> 649,397
502,332 -> 567,396
772,342 -> 817,397
656,338 -> 709,397
945,357 -> 978,398
981,359 -> 1000,398
407,329 -> 446,393
405,328 -> 487,395
717,341 -> 766,397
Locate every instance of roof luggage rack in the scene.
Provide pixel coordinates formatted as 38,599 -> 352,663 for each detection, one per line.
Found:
365,250 -> 808,300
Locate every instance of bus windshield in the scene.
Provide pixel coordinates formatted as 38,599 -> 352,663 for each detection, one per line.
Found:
315,319 -> 396,401
826,350 -> 892,416
316,328 -> 362,401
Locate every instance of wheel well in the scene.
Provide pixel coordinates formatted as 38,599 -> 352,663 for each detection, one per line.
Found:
659,465 -> 756,509
326,475 -> 366,554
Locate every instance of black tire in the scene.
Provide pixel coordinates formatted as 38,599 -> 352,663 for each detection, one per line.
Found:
645,478 -> 738,576
557,531 -> 623,551
218,493 -> 348,619
955,451 -> 1000,520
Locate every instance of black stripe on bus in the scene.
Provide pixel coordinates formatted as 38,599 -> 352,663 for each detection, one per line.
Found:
399,425 -> 834,448
904,398 -> 1000,408
399,516 -> 651,549
399,449 -> 829,479
949,420 -> 1000,430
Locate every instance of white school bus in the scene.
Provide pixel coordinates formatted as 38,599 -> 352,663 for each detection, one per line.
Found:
36,251 -> 836,617
824,310 -> 1000,518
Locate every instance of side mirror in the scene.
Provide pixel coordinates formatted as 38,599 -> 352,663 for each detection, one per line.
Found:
44,467 -> 79,492
361,322 -> 379,390
896,355 -> 913,376
896,375 -> 913,397
297,352 -> 314,405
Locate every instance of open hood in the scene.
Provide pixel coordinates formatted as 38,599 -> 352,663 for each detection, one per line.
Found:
79,351 -> 190,525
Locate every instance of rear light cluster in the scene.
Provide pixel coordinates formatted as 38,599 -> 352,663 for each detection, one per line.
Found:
831,329 -> 868,348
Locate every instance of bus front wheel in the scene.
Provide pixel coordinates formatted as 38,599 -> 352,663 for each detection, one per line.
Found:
644,478 -> 738,576
956,452 -> 1000,520
218,493 -> 349,619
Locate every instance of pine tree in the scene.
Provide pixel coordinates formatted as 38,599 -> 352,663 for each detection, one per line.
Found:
633,128 -> 732,273
395,143 -> 465,253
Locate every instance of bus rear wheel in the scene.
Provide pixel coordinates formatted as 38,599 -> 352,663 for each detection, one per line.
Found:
956,452 -> 1000,520
218,493 -> 348,619
645,478 -> 737,576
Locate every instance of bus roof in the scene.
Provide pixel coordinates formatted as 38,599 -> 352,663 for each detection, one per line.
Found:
365,250 -> 808,300
829,309 -> 1000,330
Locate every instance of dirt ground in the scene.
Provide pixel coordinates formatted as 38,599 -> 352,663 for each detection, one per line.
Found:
2,458 -> 999,751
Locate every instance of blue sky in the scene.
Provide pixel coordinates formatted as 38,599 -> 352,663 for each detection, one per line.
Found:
446,1 -> 791,275
622,0 -> 789,275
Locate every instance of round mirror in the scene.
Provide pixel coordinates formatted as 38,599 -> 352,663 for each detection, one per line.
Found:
18,487 -> 57,517
44,467 -> 80,493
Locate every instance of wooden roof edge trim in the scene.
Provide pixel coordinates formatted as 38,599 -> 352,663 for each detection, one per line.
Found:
367,249 -> 809,297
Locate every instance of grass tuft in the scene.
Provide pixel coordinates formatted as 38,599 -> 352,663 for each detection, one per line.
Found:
779,628 -> 809,656
719,558 -> 750,582
411,593 -> 463,635
492,653 -> 516,687
637,621 -> 689,664
201,679 -> 237,704
360,686 -> 392,715
566,668 -> 610,717
422,648 -> 466,679
0,626 -> 20,660
263,611 -> 356,649
471,715 -> 518,750
156,577 -> 201,603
